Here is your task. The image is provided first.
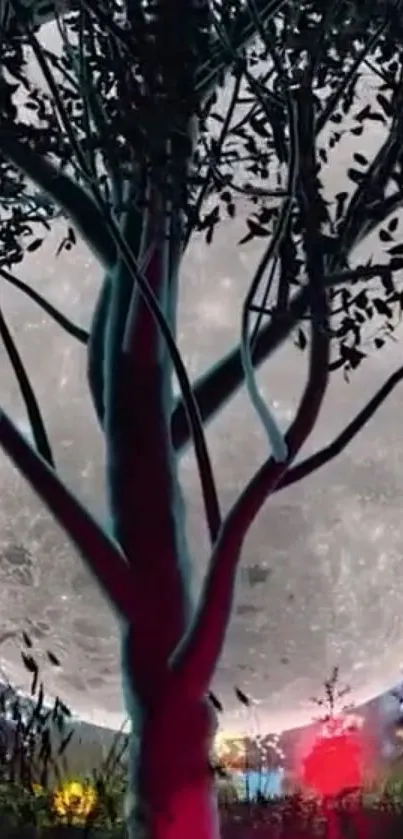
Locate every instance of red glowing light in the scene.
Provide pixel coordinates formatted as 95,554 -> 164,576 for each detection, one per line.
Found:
301,719 -> 364,797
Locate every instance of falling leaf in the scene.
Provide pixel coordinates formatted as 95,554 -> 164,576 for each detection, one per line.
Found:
21,652 -> 38,674
208,692 -> 223,713
27,238 -> 43,253
22,631 -> 33,648
46,650 -> 61,667
234,687 -> 251,707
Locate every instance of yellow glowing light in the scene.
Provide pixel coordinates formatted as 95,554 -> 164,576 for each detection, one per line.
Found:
52,779 -> 97,824
213,730 -> 246,769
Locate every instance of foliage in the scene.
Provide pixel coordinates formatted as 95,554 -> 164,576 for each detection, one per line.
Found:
0,0 -> 402,483
0,2 -> 402,370
201,0 -> 403,378
0,654 -> 402,837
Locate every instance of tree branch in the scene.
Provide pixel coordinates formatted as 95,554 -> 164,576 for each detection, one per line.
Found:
0,307 -> 54,467
170,82 -> 331,699
170,270 -> 349,455
239,57 -> 300,464
171,134 -> 403,458
276,364 -> 403,493
87,275 -> 111,427
0,410 -> 132,619
0,267 -> 89,344
0,134 -> 117,270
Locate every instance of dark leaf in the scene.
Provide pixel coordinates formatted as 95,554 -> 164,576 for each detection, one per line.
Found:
347,168 -> 364,185
373,298 -> 392,318
355,105 -> 371,122
56,698 -> 72,718
389,243 -> 403,256
234,687 -> 251,706
22,632 -> 33,648
353,291 -> 368,310
239,218 -> 271,245
250,113 -> 272,139
353,152 -> 368,167
388,217 -> 399,233
379,228 -> 394,243
208,692 -> 223,713
296,328 -> 307,350
26,238 -> 43,253
46,650 -> 61,667
367,111 -> 387,123
340,344 -> 366,370
390,257 -> 403,272
21,652 -> 38,674
350,125 -> 364,136
380,268 -> 395,293
58,730 -> 74,756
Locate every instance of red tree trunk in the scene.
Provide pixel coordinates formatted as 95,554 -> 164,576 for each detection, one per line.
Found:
125,688 -> 220,839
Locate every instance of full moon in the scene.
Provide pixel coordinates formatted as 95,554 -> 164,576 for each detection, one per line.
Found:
0,33 -> 402,735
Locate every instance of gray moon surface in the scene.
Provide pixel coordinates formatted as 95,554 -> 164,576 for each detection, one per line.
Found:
1,40 -> 403,735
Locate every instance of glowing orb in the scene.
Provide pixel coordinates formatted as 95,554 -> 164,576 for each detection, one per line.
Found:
301,718 -> 364,797
213,730 -> 246,770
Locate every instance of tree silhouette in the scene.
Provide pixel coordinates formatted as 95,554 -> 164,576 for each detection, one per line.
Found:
0,2 -> 403,838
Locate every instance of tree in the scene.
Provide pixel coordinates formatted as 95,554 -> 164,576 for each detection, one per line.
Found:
1,2 -> 403,838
